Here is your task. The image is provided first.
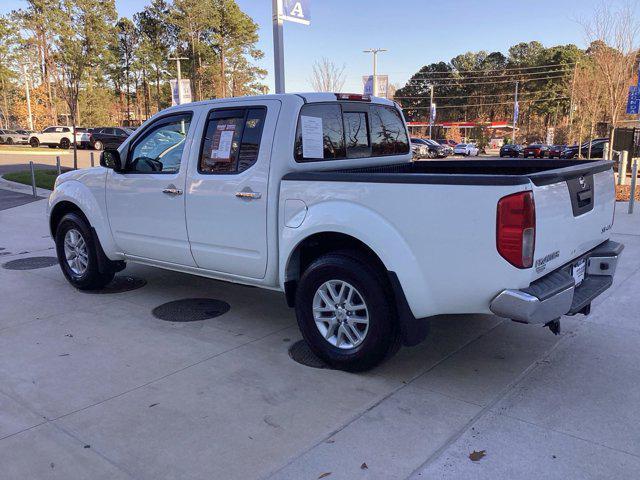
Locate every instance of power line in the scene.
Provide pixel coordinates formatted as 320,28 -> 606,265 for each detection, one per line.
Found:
406,68 -> 574,82
406,74 -> 570,87
396,90 -> 570,100
403,96 -> 570,110
408,62 -> 576,76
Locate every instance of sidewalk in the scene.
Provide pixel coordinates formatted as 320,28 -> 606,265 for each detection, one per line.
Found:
0,200 -> 638,480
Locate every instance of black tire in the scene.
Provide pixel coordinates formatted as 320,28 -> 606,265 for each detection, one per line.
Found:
60,138 -> 70,149
295,251 -> 399,372
54,212 -> 115,290
93,140 -> 103,151
30,137 -> 40,148
6,137 -> 13,145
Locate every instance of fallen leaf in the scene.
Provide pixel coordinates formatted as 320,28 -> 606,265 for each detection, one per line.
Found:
360,462 -> 368,470
469,450 -> 486,462
318,473 -> 332,479
325,439 -> 335,444
58,353 -> 70,357
83,445 -> 90,449
149,403 -> 158,408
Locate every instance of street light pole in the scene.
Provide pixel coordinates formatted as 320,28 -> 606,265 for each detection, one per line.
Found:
168,56 -> 188,105
23,65 -> 33,131
363,48 -> 387,97
512,81 -> 519,143
272,0 -> 285,94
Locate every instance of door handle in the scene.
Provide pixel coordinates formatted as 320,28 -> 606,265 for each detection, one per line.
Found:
235,191 -> 261,200
162,187 -> 183,196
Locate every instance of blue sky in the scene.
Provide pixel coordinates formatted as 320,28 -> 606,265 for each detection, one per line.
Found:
2,0 -> 612,92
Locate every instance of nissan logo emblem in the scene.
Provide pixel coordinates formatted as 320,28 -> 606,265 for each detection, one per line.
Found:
579,176 -> 586,188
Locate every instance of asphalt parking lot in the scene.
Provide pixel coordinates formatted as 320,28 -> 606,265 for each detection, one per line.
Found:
1,183 -> 639,479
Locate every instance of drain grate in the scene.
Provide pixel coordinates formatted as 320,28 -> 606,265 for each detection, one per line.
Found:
2,256 -> 58,270
81,275 -> 147,294
152,298 -> 230,322
288,340 -> 330,369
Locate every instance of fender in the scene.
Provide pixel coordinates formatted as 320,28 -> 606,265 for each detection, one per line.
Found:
47,175 -> 122,261
279,200 -> 435,319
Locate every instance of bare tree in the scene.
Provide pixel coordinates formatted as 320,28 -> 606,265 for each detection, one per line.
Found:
310,57 -> 346,92
581,2 -> 639,158
574,61 -> 606,158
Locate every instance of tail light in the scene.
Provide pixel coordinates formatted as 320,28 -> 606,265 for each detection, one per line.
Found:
335,93 -> 371,101
497,191 -> 536,268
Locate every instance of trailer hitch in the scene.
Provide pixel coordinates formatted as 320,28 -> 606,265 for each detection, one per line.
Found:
545,318 -> 561,335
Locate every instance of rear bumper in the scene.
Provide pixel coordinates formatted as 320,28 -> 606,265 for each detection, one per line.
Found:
490,240 -> 623,324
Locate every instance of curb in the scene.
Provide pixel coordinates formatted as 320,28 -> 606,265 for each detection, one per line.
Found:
0,177 -> 52,198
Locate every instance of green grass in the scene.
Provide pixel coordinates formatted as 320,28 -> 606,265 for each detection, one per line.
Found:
3,169 -> 60,190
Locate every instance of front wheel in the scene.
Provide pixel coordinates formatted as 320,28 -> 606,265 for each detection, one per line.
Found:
295,252 -> 399,371
93,140 -> 103,151
55,213 -> 115,290
59,138 -> 70,149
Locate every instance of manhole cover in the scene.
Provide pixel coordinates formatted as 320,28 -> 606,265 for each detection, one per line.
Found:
288,340 -> 329,369
2,256 -> 58,270
80,275 -> 147,294
152,298 -> 230,322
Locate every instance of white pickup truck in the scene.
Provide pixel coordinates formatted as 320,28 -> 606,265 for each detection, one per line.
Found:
47,93 -> 623,371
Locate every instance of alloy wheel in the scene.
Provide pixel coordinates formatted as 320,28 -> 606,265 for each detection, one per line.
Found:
312,280 -> 369,349
63,228 -> 89,276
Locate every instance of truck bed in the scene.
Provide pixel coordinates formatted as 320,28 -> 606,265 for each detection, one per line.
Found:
283,159 -> 614,187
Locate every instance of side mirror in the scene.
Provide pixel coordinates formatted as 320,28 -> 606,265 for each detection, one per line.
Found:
100,149 -> 123,172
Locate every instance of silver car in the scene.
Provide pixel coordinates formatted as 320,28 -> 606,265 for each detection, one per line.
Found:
0,129 -> 30,145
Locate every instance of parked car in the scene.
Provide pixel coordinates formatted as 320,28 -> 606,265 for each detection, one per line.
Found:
453,143 -> 479,156
437,139 -> 457,148
427,138 -> 452,156
548,144 -> 567,159
15,129 -> 34,136
0,129 -> 29,145
29,126 -> 74,148
47,92 -> 622,371
561,138 -> 609,159
499,144 -> 523,158
411,138 -> 447,159
90,127 -> 134,150
523,144 -> 549,158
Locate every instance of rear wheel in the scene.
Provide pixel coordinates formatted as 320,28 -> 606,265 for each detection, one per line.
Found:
55,213 -> 116,290
6,137 -> 13,145
295,252 -> 399,372
59,138 -> 70,149
30,137 -> 40,148
93,140 -> 103,151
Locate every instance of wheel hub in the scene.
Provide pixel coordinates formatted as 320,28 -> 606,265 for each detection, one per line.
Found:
312,280 -> 369,350
63,228 -> 88,276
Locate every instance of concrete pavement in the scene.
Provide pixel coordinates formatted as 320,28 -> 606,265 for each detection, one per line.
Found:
0,199 -> 638,479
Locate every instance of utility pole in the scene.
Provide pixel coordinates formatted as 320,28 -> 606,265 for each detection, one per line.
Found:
568,61 -> 579,145
363,48 -> 387,97
23,65 -> 33,131
272,0 -> 285,94
429,84 -> 434,139
512,81 -> 519,143
168,56 -> 188,105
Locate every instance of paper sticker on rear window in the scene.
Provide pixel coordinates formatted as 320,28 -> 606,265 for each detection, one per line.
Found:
300,115 -> 324,159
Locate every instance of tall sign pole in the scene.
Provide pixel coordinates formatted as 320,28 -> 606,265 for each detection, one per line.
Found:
429,84 -> 434,138
512,81 -> 519,143
272,0 -> 285,93
168,56 -> 188,104
363,49 -> 387,97
272,0 -> 311,94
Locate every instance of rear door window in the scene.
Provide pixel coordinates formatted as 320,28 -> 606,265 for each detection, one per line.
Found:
199,107 -> 267,174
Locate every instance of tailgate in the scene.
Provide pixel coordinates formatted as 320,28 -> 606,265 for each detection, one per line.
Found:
530,161 -> 615,280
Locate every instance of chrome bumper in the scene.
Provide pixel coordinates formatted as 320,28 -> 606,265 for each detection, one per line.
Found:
490,240 -> 623,324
